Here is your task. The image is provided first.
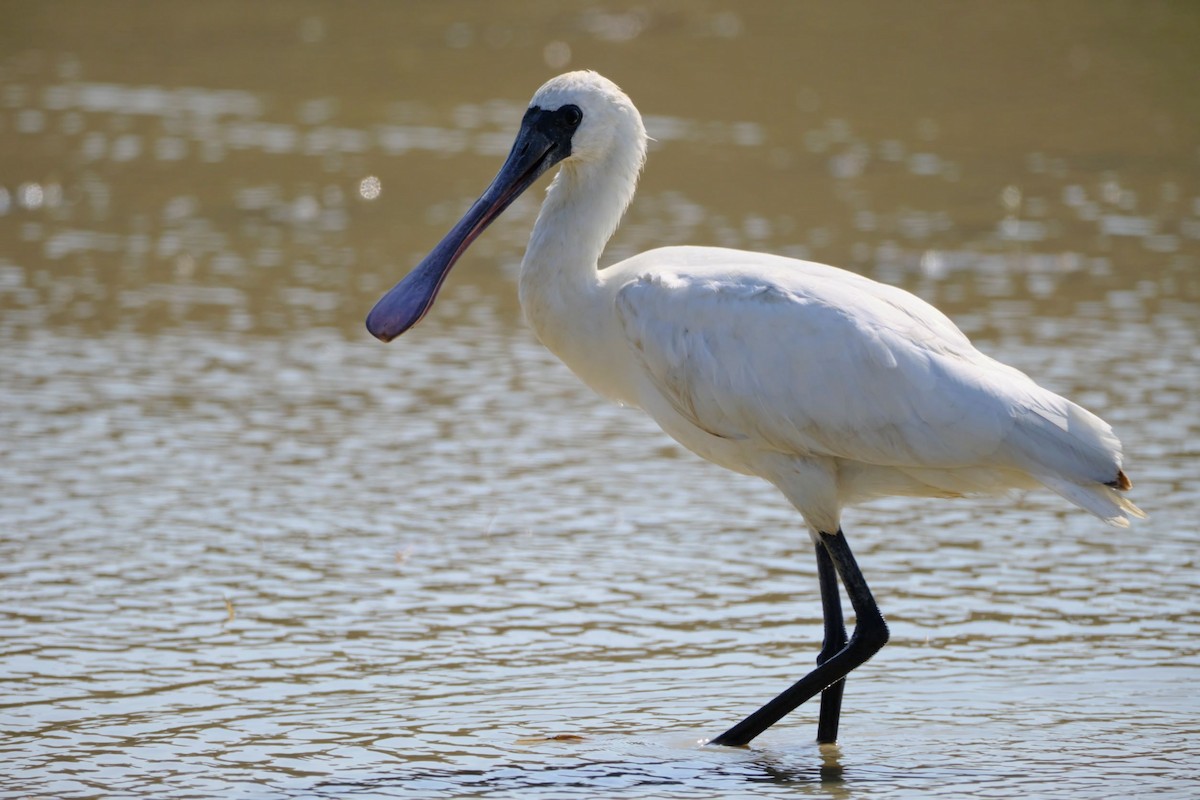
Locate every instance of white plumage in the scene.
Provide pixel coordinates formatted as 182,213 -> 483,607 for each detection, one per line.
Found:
507,73 -> 1141,536
610,248 -> 1141,530
366,70 -> 1143,744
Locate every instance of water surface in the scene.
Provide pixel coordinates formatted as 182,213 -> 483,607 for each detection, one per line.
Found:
2,3 -> 1198,798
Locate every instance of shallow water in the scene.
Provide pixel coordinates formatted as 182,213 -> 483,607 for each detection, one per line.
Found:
2,3 -> 1199,798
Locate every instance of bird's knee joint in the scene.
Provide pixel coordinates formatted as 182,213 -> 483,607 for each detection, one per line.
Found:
865,621 -> 890,652
852,616 -> 889,655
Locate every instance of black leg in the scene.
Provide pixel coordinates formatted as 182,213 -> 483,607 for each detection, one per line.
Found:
815,539 -> 848,744
709,528 -> 888,747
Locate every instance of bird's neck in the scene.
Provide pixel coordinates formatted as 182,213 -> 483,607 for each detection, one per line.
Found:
518,146 -> 642,364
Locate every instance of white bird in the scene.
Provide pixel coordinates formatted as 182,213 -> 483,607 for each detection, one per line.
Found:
366,71 -> 1143,746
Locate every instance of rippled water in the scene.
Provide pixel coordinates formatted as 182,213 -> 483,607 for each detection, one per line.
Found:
2,3 -> 1199,799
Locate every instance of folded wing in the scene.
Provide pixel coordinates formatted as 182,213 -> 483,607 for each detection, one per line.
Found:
614,251 -> 1140,524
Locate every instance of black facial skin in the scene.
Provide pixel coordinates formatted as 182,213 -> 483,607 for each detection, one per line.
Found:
525,103 -> 583,156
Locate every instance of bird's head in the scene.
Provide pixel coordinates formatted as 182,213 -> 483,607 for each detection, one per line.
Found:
365,71 -> 644,342
527,71 -> 645,170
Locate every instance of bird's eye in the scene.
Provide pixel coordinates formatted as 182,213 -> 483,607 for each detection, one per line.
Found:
561,105 -> 583,127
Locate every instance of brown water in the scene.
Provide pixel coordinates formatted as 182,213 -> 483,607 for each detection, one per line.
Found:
2,3 -> 1199,798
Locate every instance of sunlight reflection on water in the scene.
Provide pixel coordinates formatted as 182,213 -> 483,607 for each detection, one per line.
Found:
2,3 -> 1199,798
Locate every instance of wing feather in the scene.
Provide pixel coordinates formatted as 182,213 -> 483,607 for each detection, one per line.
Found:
615,260 -> 1033,470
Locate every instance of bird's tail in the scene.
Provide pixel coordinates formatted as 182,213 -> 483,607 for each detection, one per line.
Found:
1007,388 -> 1145,527
1035,471 -> 1146,528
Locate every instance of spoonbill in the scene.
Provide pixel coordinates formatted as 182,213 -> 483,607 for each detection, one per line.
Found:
366,71 -> 1143,746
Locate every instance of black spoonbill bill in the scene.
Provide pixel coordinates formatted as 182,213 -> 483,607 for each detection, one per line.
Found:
366,71 -> 1143,746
